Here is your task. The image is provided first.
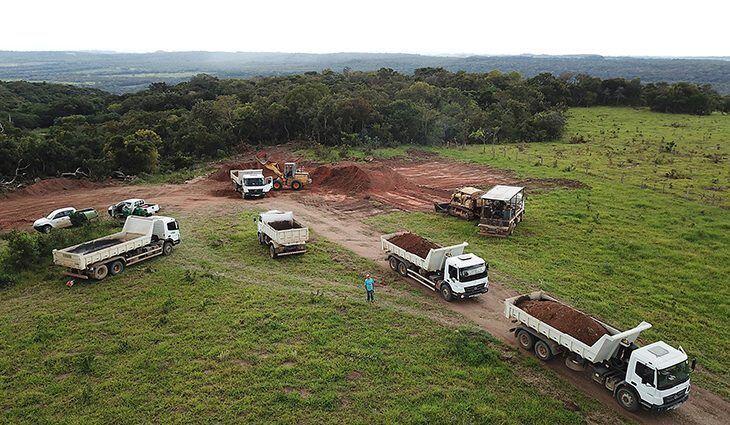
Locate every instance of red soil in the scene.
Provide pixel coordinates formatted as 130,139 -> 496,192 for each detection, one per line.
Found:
515,298 -> 608,346
2,178 -> 107,200
387,232 -> 440,258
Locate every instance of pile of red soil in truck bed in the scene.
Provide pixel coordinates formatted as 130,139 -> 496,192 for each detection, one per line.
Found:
268,220 -> 302,231
387,232 -> 440,258
516,299 -> 608,346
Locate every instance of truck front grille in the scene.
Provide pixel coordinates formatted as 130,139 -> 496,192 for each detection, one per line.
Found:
464,283 -> 486,295
663,388 -> 687,405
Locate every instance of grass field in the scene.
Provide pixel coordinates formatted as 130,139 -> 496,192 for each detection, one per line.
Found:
369,107 -> 730,397
0,211 -> 611,424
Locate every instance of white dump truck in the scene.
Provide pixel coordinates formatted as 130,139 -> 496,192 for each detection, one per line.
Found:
505,291 -> 693,412
53,216 -> 181,280
231,169 -> 273,199
381,231 -> 489,301
255,210 -> 309,258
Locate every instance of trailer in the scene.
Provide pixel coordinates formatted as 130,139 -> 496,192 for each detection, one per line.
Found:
381,231 -> 488,301
53,215 -> 181,280
505,291 -> 693,412
255,210 -> 309,258
230,169 -> 273,199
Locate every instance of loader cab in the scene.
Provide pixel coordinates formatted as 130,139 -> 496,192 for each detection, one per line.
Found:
624,341 -> 691,410
284,163 -> 296,179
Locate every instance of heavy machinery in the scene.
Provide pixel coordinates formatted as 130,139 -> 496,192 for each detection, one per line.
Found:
435,185 -> 525,237
505,291 -> 693,412
381,231 -> 489,301
477,185 -> 525,237
256,155 -> 311,191
434,187 -> 485,220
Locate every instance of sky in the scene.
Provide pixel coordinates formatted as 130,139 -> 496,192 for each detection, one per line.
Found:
2,0 -> 728,57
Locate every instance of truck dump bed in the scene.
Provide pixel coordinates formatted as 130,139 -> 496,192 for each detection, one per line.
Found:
260,211 -> 309,246
53,216 -> 156,270
381,231 -> 467,272
504,291 -> 652,363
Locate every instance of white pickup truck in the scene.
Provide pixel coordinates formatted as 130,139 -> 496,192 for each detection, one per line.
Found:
231,169 -> 273,199
505,291 -> 693,412
108,198 -> 160,219
381,231 -> 489,301
255,210 -> 309,258
53,215 -> 180,280
33,207 -> 98,233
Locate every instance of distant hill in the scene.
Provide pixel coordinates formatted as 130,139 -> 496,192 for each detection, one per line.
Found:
0,51 -> 728,94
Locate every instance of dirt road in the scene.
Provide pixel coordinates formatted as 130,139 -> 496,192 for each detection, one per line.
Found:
1,156 -> 727,425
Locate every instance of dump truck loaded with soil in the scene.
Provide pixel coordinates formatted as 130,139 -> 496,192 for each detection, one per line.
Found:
256,210 -> 309,258
381,232 -> 489,301
52,215 -> 181,281
505,291 -> 694,412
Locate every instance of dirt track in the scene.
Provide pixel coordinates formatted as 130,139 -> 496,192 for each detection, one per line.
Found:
1,155 -> 727,425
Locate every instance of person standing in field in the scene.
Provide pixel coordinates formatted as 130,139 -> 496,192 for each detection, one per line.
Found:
364,273 -> 375,303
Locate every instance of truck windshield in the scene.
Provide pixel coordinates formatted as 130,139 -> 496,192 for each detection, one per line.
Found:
657,361 -> 690,390
244,178 -> 264,186
459,263 -> 488,282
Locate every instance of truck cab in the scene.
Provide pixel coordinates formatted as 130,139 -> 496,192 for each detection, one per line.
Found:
442,254 -> 489,299
153,216 -> 181,246
622,341 -> 692,411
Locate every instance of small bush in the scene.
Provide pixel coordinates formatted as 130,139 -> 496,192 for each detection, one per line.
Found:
2,230 -> 40,270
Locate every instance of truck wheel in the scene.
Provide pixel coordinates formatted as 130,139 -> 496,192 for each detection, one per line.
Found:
272,181 -> 283,191
397,261 -> 408,277
162,241 -> 173,256
93,264 -> 109,280
440,283 -> 453,302
269,244 -> 278,259
534,340 -> 553,361
616,386 -> 640,412
109,260 -> 124,276
516,329 -> 534,350
388,257 -> 399,271
291,180 -> 302,190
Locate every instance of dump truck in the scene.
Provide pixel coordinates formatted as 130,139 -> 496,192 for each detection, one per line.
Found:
255,210 -> 309,258
434,187 -> 486,220
505,291 -> 693,412
256,156 -> 311,190
478,185 -> 525,237
33,207 -> 98,233
230,169 -> 273,199
53,215 -> 180,280
381,231 -> 488,301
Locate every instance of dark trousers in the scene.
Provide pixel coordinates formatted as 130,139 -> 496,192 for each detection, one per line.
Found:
366,290 -> 374,302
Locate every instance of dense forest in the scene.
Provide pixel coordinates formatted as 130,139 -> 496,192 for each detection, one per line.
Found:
1,51 -> 729,94
1,68 -> 728,181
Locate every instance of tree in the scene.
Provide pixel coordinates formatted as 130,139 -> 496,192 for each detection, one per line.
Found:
106,129 -> 161,174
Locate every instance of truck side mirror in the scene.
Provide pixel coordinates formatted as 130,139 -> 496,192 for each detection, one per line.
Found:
691,358 -> 697,371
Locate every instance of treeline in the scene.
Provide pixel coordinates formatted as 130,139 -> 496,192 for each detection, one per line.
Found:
1,69 -> 727,181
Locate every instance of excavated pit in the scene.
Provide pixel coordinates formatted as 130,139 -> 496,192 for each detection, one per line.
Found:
387,232 -> 440,258
515,299 -> 608,346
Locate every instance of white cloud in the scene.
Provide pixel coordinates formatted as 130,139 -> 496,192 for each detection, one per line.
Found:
2,0 -> 728,56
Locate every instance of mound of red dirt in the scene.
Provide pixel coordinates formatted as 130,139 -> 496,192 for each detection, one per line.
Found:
311,162 -> 412,195
387,232 -> 440,258
515,299 -> 608,346
3,178 -> 106,199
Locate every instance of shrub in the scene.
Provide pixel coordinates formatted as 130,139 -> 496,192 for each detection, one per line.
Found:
2,230 -> 40,270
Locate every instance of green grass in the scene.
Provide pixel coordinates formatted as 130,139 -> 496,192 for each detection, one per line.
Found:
368,107 -> 730,397
0,210 -> 612,424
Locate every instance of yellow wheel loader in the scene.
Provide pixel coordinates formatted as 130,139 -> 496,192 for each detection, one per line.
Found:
256,155 -> 312,191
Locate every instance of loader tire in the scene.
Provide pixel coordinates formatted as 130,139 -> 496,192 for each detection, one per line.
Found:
272,181 -> 283,191
516,329 -> 534,351
93,264 -> 109,281
388,257 -> 399,271
109,260 -> 124,276
269,244 -> 278,259
291,180 -> 302,190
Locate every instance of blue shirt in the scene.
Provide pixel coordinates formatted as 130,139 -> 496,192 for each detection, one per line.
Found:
364,278 -> 374,291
